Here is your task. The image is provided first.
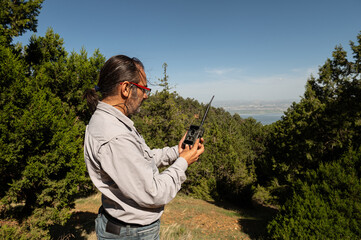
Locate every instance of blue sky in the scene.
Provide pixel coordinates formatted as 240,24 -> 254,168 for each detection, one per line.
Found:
15,0 -> 361,105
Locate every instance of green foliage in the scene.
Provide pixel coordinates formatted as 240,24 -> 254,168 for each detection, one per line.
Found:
258,32 -> 361,205
0,0 -> 44,43
2,2 -> 359,239
3,89 -> 87,211
200,111 -> 263,203
24,28 -> 105,121
0,5 -> 104,237
0,224 -> 24,240
134,66 -> 267,204
257,31 -> 361,239
133,63 -> 186,148
1,1 -> 266,237
0,37 -> 28,196
268,147 -> 361,239
252,185 -> 273,206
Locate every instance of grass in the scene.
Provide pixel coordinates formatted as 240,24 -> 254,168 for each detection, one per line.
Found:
51,192 -> 276,239
160,194 -> 245,240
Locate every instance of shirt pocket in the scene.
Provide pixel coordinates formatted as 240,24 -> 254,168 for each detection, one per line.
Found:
143,147 -> 158,174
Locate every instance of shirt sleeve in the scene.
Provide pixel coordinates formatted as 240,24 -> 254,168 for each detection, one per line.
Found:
98,133 -> 188,209
150,145 -> 180,167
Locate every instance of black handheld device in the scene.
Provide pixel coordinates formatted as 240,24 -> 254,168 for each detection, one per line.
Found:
182,95 -> 214,148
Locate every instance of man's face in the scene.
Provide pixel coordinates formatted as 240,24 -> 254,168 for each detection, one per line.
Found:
127,66 -> 149,115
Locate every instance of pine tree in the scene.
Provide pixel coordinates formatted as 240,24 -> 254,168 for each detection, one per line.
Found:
0,4 -> 104,237
0,0 -> 44,43
262,31 -> 361,239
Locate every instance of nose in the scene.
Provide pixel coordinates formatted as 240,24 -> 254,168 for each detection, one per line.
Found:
144,92 -> 149,99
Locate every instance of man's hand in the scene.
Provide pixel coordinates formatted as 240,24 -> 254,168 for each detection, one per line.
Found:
179,138 -> 205,166
178,132 -> 204,154
178,132 -> 187,154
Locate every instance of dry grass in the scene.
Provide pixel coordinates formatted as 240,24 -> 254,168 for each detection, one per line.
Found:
160,194 -> 249,240
53,192 -> 274,239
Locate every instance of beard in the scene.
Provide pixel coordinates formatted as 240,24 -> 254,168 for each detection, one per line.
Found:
126,91 -> 144,116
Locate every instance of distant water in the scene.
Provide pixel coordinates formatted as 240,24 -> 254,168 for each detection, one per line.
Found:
231,112 -> 284,125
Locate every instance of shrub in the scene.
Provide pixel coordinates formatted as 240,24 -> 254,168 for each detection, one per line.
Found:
267,149 -> 361,239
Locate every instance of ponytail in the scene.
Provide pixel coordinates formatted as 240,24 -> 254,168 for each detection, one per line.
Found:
83,87 -> 99,114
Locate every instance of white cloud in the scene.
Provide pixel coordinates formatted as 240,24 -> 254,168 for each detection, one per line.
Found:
174,67 -> 318,104
204,67 -> 243,76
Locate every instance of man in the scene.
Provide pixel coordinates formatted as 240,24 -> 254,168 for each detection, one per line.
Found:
83,55 -> 204,239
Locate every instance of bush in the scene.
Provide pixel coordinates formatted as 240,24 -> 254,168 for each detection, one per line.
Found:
0,224 -> 23,240
267,148 -> 361,239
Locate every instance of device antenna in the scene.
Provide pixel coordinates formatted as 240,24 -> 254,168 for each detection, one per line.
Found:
200,95 -> 214,127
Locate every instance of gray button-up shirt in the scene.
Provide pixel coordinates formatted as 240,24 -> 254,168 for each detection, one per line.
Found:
84,101 -> 188,225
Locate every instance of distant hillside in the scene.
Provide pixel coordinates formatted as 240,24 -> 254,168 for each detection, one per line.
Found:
215,99 -> 297,114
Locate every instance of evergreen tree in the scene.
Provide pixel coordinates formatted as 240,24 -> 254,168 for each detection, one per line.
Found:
258,32 -> 361,206
268,147 -> 361,239
0,35 -> 28,197
0,4 -> 104,237
0,0 -> 44,43
259,31 -> 361,239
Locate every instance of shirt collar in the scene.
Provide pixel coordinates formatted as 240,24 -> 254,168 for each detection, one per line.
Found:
96,101 -> 135,129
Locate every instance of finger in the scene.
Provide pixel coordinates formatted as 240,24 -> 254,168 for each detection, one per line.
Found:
197,140 -> 204,149
180,132 -> 187,142
192,139 -> 200,151
197,143 -> 205,155
179,132 -> 188,149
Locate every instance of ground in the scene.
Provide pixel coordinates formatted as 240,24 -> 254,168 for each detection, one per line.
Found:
58,192 -> 276,240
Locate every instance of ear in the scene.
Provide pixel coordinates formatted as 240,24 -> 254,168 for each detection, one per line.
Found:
120,81 -> 131,98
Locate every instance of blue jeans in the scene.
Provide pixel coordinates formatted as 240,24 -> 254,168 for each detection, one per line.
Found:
95,212 -> 160,240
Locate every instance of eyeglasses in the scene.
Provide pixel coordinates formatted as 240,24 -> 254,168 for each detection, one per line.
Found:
120,81 -> 151,95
